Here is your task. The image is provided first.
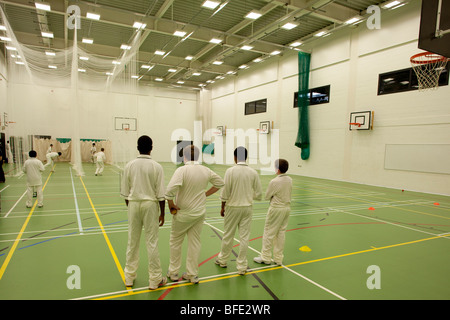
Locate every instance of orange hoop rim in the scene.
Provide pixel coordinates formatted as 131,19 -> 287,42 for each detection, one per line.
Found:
410,51 -> 449,65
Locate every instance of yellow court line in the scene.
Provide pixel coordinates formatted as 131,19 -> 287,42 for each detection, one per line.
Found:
0,168 -> 54,281
78,176 -> 130,290
95,233 -> 444,300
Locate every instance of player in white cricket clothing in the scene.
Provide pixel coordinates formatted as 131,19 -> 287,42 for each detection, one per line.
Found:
23,150 -> 45,208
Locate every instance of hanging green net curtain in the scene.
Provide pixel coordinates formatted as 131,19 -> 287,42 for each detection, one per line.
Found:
295,51 -> 311,160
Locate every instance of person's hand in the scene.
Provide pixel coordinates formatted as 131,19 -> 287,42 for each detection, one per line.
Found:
220,207 -> 225,217
170,205 -> 180,215
159,214 -> 165,227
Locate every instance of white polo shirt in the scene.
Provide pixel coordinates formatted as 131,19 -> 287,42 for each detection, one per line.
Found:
220,162 -> 262,207
120,155 -> 165,202
23,157 -> 45,186
165,161 -> 224,216
96,151 -> 106,163
265,174 -> 292,208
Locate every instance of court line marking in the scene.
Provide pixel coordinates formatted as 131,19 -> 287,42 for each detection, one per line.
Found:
69,167 -> 84,234
78,175 -> 130,291
0,169 -> 53,281
4,190 -> 27,218
0,185 -> 10,193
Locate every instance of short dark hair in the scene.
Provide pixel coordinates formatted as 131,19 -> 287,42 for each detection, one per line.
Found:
275,159 -> 289,173
58,152 -> 62,156
183,145 -> 199,161
234,147 -> 248,162
137,135 -> 153,154
29,150 -> 37,158
101,148 -> 105,151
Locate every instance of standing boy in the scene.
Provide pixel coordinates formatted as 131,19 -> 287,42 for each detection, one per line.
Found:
253,159 -> 292,266
95,148 -> 106,176
215,147 -> 262,275
166,145 -> 224,284
23,150 -> 45,208
120,135 -> 166,290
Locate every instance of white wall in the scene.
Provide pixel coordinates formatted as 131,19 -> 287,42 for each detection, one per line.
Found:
209,0 -> 450,195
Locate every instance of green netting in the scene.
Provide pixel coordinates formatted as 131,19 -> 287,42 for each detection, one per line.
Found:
295,51 -> 311,160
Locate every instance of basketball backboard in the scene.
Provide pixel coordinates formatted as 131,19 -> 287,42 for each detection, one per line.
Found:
349,111 -> 373,131
418,0 -> 450,58
114,117 -> 137,131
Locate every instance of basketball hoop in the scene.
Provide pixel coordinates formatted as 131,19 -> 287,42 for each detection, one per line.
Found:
410,52 -> 449,91
349,122 -> 361,128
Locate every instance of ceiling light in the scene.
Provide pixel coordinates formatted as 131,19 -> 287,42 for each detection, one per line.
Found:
45,51 -> 56,56
202,0 -> 220,9
314,31 -> 327,37
120,44 -> 131,50
253,57 -> 262,63
106,72 -> 113,76
281,22 -> 298,30
239,64 -> 248,69
174,30 -> 187,37
345,17 -> 362,24
0,36 -> 11,41
168,68 -> 177,72
241,45 -> 253,50
141,65 -> 153,69
210,38 -> 222,44
86,12 -> 100,20
78,68 -> 86,72
155,78 -> 163,81
15,61 -> 24,65
270,50 -> 281,55
290,41 -> 302,47
5,46 -> 17,51
177,81 -> 185,84
155,50 -> 165,55
382,0 -> 401,8
35,2 -> 51,11
245,10 -> 262,20
131,75 -> 139,79
0,25 -> 6,31
133,22 -> 147,29
48,65 -> 57,69
192,72 -> 201,76
79,56 -> 89,61
185,55 -> 194,60
112,61 -> 121,65
41,31 -> 54,38
82,38 -> 93,44
212,60 -> 223,65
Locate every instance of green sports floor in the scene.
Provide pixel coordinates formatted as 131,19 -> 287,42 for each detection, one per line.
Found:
0,161 -> 449,300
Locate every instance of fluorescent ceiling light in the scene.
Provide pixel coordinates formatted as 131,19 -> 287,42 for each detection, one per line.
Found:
155,78 -> 163,81
131,75 -> 139,79
35,2 -> 51,11
106,72 -> 113,76
241,45 -> 253,50
112,60 -> 121,65
270,50 -> 281,55
174,30 -> 187,37
141,65 -> 153,69
0,25 -> 6,31
133,21 -> 147,29
245,10 -> 262,20
383,1 -> 401,8
314,31 -> 327,37
253,57 -> 262,63
185,55 -> 194,60
155,50 -> 165,55
41,31 -> 54,38
78,68 -> 86,72
120,44 -> 131,50
82,38 -> 93,44
239,64 -> 248,69
290,41 -> 302,47
86,12 -> 100,20
168,68 -> 177,72
345,17 -> 362,24
177,81 -> 185,84
212,60 -> 223,65
48,65 -> 57,69
5,46 -> 17,51
209,38 -> 222,44
15,61 -> 24,65
202,0 -> 220,9
45,51 -> 56,56
79,56 -> 89,61
0,36 -> 11,41
192,72 -> 201,76
281,22 -> 298,30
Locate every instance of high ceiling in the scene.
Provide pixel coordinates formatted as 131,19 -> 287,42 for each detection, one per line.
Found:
0,0 -> 408,89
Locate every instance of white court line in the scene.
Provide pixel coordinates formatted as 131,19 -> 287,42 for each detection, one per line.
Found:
4,190 -> 27,218
0,185 -> 10,193
70,167 -> 84,234
204,221 -> 346,300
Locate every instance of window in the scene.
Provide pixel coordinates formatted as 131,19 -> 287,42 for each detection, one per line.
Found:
378,65 -> 449,95
293,85 -> 330,108
245,98 -> 267,115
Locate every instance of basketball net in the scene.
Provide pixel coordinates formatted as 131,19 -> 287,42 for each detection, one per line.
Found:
410,52 -> 449,91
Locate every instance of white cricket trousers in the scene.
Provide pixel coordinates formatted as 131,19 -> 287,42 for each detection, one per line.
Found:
95,161 -> 104,175
168,211 -> 205,279
217,206 -> 253,273
260,206 -> 290,265
26,185 -> 43,207
124,200 -> 163,288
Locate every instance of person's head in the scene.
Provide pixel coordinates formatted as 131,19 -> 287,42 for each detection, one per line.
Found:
275,159 -> 289,174
50,144 -> 53,147
92,143 -> 95,146
234,147 -> 248,163
137,135 -> 153,155
29,150 -> 37,158
183,145 -> 199,162
58,152 -> 62,156
101,148 -> 104,152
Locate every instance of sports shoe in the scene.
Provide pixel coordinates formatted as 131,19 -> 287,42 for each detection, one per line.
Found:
214,259 -> 227,268
149,277 -> 167,290
253,256 -> 271,265
182,272 -> 199,284
167,272 -> 179,282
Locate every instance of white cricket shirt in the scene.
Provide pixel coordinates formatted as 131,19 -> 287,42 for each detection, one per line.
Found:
265,174 -> 292,208
23,157 -> 45,186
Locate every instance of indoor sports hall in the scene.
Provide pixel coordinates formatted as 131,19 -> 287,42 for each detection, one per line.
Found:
0,0 -> 449,301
